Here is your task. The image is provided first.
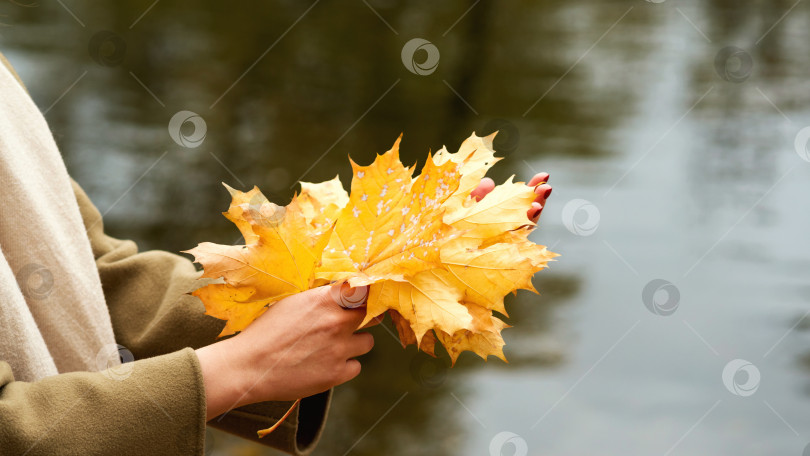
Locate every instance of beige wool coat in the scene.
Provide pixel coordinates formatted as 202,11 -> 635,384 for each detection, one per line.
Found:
0,52 -> 330,455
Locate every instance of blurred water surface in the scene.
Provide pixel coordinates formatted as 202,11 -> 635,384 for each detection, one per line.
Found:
2,1 -> 810,454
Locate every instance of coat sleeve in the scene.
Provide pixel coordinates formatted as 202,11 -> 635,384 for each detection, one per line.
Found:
71,180 -> 331,455
0,348 -> 208,455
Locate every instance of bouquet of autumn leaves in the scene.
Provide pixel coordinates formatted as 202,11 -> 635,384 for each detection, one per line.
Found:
186,133 -> 558,365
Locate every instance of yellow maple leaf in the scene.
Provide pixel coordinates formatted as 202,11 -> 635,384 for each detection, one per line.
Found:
298,175 -> 348,228
443,177 -> 539,239
436,301 -> 511,365
316,135 -> 459,286
185,185 -> 332,336
192,283 -> 271,337
187,132 -> 557,363
434,132 -> 502,211
363,268 -> 471,345
439,236 -> 539,316
389,310 -> 437,357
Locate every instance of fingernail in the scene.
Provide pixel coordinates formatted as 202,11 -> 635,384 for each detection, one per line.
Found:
528,203 -> 542,220
535,184 -> 551,197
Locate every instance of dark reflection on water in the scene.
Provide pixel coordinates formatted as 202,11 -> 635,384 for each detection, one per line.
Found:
2,0 -> 810,454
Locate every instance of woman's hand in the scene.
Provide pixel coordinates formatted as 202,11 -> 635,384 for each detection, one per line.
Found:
196,284 -> 373,420
196,173 -> 551,420
470,172 -> 552,222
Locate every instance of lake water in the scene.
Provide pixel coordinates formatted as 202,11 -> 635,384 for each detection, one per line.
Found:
2,1 -> 809,455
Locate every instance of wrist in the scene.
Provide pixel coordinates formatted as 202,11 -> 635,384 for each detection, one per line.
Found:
196,339 -> 254,420
224,334 -> 268,408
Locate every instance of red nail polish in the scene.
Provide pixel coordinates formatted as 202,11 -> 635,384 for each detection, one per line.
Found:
542,187 -> 552,198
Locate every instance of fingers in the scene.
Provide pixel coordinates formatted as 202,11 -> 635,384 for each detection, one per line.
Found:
528,172 -> 550,187
527,201 -> 543,222
335,334 -> 373,384
534,183 -> 552,200
470,177 -> 495,201
332,282 -> 369,309
337,359 -> 362,384
307,285 -> 368,330
330,306 -> 367,333
527,173 -> 551,222
471,173 -> 550,208
315,283 -> 368,312
533,183 -> 552,212
346,332 -> 375,358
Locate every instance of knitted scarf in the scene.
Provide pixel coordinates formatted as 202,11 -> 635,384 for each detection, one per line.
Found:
0,58 -> 118,382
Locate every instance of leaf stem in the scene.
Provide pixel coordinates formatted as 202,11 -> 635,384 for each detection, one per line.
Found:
256,398 -> 302,438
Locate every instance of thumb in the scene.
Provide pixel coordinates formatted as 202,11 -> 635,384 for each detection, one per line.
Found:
296,283 -> 369,310
329,282 -> 369,309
